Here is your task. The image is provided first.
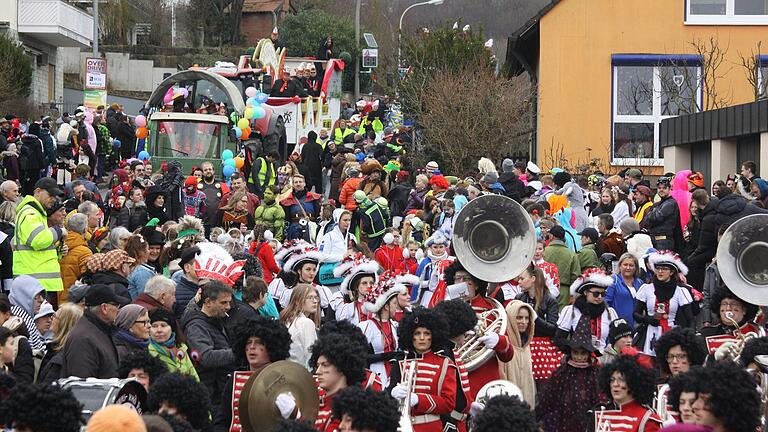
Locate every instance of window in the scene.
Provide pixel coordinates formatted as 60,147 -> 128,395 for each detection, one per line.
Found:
155,120 -> 222,159
612,55 -> 702,165
758,55 -> 768,99
687,0 -> 768,24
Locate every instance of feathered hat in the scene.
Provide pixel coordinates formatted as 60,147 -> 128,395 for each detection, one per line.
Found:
333,253 -> 380,296
275,240 -> 323,273
425,231 -> 448,248
171,215 -> 206,252
570,268 -> 614,296
194,241 -> 246,286
361,272 -> 414,314
647,250 -> 688,275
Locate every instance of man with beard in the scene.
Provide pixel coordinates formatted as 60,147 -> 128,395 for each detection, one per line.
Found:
641,177 -> 681,252
199,161 -> 230,235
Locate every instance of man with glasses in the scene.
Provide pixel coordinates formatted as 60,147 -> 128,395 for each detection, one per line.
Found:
701,285 -> 761,360
640,177 -> 681,252
60,284 -> 129,378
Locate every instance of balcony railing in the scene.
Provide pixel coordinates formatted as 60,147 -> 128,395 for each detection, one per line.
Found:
18,0 -> 93,48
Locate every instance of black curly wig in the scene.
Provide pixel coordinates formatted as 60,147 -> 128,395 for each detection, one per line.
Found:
231,316 -> 292,367
443,260 -> 488,295
472,395 -> 537,432
309,333 -> 367,386
270,419 -> 317,432
0,371 -> 16,400
653,327 -> 707,375
147,372 -> 211,430
695,361 -> 762,432
432,299 -> 477,339
397,307 -> 451,354
598,353 -> 658,406
0,383 -> 83,432
710,285 -> 759,324
553,171 -> 573,189
232,251 -> 264,291
318,319 -> 370,352
331,387 -> 399,432
117,350 -> 169,386
739,336 -> 768,368
667,368 -> 701,413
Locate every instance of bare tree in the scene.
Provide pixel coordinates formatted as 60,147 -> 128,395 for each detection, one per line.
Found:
737,41 -> 766,101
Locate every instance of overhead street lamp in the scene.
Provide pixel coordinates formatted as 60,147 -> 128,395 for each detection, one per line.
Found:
398,0 -> 444,68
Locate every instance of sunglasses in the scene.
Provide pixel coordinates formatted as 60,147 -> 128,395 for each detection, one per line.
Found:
587,290 -> 606,298
657,177 -> 672,186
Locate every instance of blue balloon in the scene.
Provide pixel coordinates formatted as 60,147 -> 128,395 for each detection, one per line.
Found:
253,106 -> 266,119
233,127 -> 243,138
138,150 -> 150,161
221,149 -> 234,160
224,158 -> 236,168
113,139 -> 121,149
246,97 -> 257,107
256,92 -> 269,104
223,165 -> 236,177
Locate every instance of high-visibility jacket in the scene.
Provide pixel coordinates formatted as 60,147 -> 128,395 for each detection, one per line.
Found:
334,127 -> 354,145
251,157 -> 276,188
13,195 -> 63,292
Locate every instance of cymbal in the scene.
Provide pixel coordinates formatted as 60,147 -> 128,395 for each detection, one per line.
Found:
239,360 -> 320,432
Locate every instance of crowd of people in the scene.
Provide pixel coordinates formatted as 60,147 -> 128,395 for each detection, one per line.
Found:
0,93 -> 767,432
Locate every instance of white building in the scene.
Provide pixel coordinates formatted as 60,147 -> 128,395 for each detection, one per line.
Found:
0,0 -> 93,106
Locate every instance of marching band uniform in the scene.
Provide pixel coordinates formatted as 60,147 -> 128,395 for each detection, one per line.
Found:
414,233 -> 452,306
699,286 -> 762,361
466,294 -> 514,398
446,350 -> 472,432
270,241 -> 336,319
593,400 -> 663,432
332,257 -> 380,325
556,269 -> 619,355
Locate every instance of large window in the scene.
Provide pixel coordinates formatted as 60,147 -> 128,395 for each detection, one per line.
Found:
612,55 -> 702,165
687,0 -> 768,24
155,121 -> 222,159
758,55 -> 768,99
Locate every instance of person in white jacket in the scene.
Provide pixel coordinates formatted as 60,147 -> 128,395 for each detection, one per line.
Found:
317,209 -> 356,263
279,283 -> 320,369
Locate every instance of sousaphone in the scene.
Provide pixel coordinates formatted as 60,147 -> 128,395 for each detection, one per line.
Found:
716,213 -> 768,306
239,360 -> 320,432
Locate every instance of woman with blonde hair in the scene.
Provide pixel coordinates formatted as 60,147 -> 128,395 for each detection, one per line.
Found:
216,190 -> 255,232
279,283 -> 320,369
38,303 -> 84,383
499,300 -> 537,407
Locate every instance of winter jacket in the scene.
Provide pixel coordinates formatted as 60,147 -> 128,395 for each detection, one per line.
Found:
254,201 -> 286,241
182,307 -> 234,411
713,192 -> 768,229
249,241 -> 281,284
149,340 -> 199,380
374,244 -> 404,273
113,329 -> 149,361
127,263 -> 156,299
606,274 -> 642,327
339,177 -> 363,211
330,154 -> 349,201
60,309 -> 119,378
701,262 -> 721,325
133,293 -> 168,314
174,275 -> 199,320
577,243 -> 600,271
18,134 -> 46,171
8,275 -> 48,353
90,271 -> 132,301
13,195 -> 63,292
685,198 -> 719,288
0,221 -> 13,289
543,240 -> 581,308
387,182 -> 412,218
318,223 -> 355,263
498,172 -> 526,202
599,231 -> 626,257
514,292 -> 559,337
59,231 -> 92,292
641,196 -> 681,250
301,141 -> 324,193
358,178 -> 388,200
404,187 -> 428,214
39,128 -> 56,168
117,200 -> 149,232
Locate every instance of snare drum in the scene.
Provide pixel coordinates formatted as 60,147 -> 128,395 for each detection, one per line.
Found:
57,377 -> 147,420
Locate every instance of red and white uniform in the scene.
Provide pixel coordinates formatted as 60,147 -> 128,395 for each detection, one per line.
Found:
634,284 -> 693,356
333,297 -> 371,324
557,305 -> 618,354
374,244 -> 405,272
593,400 -> 662,432
448,350 -> 474,432
315,390 -> 340,432
228,371 -> 253,432
363,369 -> 384,391
467,296 -> 515,398
358,317 -> 399,386
393,351 -> 458,432
703,322 -> 762,354
499,260 -> 560,300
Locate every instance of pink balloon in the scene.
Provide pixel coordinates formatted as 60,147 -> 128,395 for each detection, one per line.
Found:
245,86 -> 258,98
253,104 -> 272,136
180,88 -> 189,99
163,87 -> 174,104
135,115 -> 147,128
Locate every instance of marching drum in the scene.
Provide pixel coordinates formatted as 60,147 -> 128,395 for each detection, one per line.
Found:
57,377 -> 147,420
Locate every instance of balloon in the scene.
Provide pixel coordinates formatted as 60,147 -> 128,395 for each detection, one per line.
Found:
256,92 -> 269,104
245,86 -> 258,98
237,118 -> 250,130
233,127 -> 243,139
224,158 -> 236,168
221,149 -> 234,160
135,127 -> 148,139
163,87 -> 174,104
138,150 -> 150,161
113,139 -> 121,149
135,115 -> 147,128
180,87 -> 189,99
246,97 -> 257,107
241,127 -> 251,140
223,165 -> 236,177
243,108 -> 254,119
234,156 -> 245,169
253,106 -> 266,119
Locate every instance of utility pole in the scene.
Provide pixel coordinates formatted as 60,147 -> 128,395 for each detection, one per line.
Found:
92,0 -> 98,54
354,0 -> 361,100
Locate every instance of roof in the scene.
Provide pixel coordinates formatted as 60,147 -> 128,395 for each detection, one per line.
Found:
660,99 -> 768,148
505,0 -> 560,77
148,112 -> 230,125
243,0 -> 284,13
144,69 -> 246,114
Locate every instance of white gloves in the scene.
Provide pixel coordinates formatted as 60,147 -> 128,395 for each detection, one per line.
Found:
714,341 -> 737,362
390,385 -> 419,407
275,392 -> 297,419
478,332 -> 500,349
470,401 -> 485,416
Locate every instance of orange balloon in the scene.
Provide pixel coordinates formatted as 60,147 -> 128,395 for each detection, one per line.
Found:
241,127 -> 251,140
234,156 -> 245,169
135,127 -> 148,139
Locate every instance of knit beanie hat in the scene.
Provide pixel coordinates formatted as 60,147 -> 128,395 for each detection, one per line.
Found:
149,307 -> 178,335
502,158 -> 515,173
114,304 -> 147,331
87,404 -> 147,432
482,172 -> 498,184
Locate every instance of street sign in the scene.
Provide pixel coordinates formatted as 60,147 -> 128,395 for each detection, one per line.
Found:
84,57 -> 107,90
362,49 -> 378,68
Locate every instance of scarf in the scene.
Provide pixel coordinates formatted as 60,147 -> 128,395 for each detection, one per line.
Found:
575,296 -> 606,318
427,250 -> 448,262
653,276 -> 677,302
115,329 -> 150,348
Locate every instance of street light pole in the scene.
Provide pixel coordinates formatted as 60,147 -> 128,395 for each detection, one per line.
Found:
354,0 -> 361,100
92,0 -> 98,54
398,0 -> 444,68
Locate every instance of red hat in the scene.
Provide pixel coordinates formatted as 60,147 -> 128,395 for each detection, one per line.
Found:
185,175 -> 198,189
397,170 -> 410,182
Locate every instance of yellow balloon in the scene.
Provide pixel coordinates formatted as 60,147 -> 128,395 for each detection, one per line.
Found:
243,108 -> 254,119
237,118 -> 250,129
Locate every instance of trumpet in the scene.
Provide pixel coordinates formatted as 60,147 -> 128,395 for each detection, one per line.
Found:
714,311 -> 761,363
398,359 -> 417,432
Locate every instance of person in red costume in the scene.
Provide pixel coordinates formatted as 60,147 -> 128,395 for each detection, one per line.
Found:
387,307 -> 457,432
373,229 -> 404,272
442,260 -> 514,398
310,331 -> 368,432
589,348 -> 662,432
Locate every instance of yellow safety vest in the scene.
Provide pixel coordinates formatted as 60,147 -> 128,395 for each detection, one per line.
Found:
256,157 -> 276,187
13,196 -> 63,292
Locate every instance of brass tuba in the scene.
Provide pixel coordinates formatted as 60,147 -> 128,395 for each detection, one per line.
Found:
452,194 -> 537,371
716,214 -> 768,306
